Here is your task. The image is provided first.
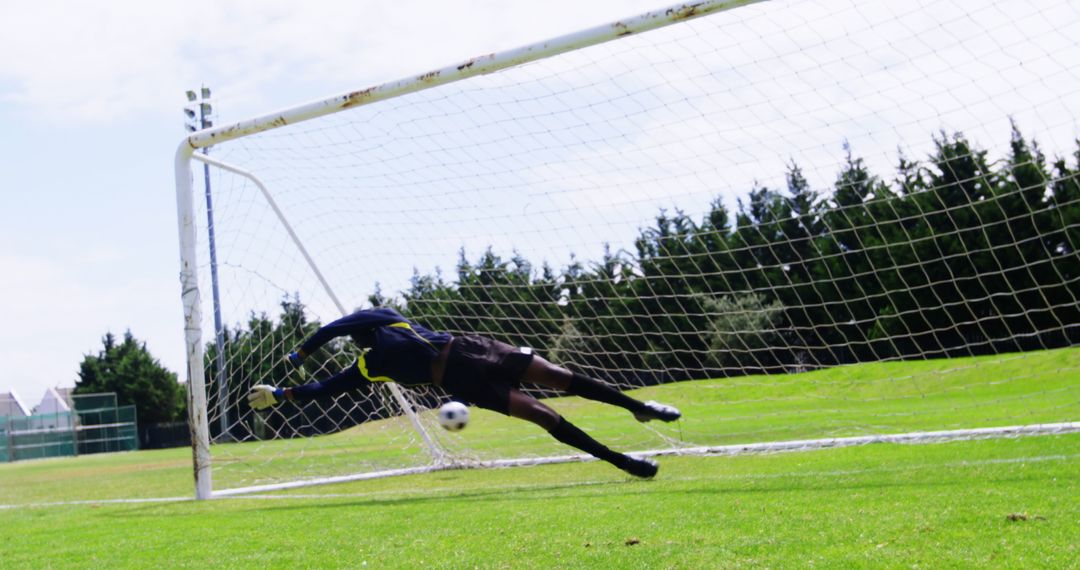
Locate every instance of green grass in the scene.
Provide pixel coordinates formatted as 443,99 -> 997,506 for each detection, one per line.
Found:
1,435 -> 1077,568
1,348 -> 1078,568
203,345 -> 1080,490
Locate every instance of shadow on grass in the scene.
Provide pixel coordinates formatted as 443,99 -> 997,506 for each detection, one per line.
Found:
98,477 -> 644,518
99,466 -> 1057,520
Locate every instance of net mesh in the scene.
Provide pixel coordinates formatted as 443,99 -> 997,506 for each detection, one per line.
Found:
185,0 -> 1080,492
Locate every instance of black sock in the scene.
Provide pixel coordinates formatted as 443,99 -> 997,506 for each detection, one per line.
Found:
567,373 -> 647,414
548,417 -> 628,469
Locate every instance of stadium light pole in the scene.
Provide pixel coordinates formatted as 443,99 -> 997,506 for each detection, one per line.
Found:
184,87 -> 229,442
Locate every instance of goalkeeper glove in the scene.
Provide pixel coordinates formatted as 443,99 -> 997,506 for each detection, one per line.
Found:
247,385 -> 285,410
286,351 -> 305,367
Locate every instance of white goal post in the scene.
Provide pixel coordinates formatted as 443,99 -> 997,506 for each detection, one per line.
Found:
175,0 -> 771,501
174,0 -> 1080,500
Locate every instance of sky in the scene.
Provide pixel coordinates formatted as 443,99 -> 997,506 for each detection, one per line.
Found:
1,0 -> 1078,408
0,0 -> 668,405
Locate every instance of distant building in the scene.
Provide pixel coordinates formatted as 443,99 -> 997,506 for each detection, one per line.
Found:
3,388 -> 136,462
32,387 -> 73,415
55,387 -> 76,409
0,390 -> 31,418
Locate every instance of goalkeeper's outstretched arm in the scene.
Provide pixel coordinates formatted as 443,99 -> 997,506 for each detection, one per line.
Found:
248,363 -> 370,410
292,308 -> 405,363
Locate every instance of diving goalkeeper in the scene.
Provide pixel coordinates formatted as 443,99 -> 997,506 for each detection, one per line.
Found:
247,307 -> 680,478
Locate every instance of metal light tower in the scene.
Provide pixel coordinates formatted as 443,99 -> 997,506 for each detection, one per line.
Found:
184,87 -> 229,441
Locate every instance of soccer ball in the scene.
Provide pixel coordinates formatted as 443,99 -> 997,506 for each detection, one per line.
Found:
437,401 -> 469,432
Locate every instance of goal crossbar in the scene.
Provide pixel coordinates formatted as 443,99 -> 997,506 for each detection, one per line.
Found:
179,0 -> 767,153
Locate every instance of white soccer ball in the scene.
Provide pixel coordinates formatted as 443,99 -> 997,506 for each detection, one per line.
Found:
437,401 -> 470,432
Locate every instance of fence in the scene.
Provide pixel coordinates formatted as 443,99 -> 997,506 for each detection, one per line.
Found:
0,393 -> 139,462
1,411 -> 77,461
140,421 -> 190,450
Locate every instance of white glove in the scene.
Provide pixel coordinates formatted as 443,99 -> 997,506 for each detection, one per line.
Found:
247,385 -> 281,410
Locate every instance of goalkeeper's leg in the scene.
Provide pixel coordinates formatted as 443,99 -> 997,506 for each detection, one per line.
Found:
506,388 -> 657,478
521,356 -> 681,423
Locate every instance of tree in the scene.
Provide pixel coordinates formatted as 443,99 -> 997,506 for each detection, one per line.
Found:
371,124 -> 1079,381
75,331 -> 184,429
700,293 -> 784,372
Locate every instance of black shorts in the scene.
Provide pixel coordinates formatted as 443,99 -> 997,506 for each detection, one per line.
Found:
441,335 -> 534,415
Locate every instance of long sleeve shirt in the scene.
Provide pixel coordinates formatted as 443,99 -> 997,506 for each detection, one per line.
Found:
299,307 -> 452,387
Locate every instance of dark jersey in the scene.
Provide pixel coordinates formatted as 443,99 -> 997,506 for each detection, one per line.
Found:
300,307 -> 452,386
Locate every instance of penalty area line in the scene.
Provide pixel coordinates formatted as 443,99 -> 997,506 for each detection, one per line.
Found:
227,451 -> 1080,502
1,452 -> 1076,510
174,452 -> 1080,504
3,423 -> 1077,508
0,496 -> 191,510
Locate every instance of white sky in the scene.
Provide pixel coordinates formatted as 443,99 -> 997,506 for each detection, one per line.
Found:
0,0 -> 667,405
1,0 -> 1077,407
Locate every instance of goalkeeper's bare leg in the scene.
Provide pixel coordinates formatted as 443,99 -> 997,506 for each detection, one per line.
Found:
505,388 -> 658,478
520,356 -> 681,423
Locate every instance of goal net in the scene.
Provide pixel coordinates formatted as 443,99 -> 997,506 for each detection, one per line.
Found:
174,0 -> 1080,498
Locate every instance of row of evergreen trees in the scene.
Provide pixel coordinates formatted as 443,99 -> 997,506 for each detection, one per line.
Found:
393,125 -> 1079,380
208,125 -> 1079,439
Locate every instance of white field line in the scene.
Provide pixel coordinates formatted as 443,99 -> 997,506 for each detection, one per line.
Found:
4,452 -> 1075,510
0,497 -> 189,510
651,421 -> 1080,458
464,421 -> 1080,470
230,452 -> 1080,501
2,423 -> 1077,509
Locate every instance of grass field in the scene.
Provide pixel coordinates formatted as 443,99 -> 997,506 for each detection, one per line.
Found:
200,345 -> 1080,492
1,349 -> 1078,568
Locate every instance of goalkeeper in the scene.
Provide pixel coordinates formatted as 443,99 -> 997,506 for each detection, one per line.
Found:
248,307 -> 680,478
